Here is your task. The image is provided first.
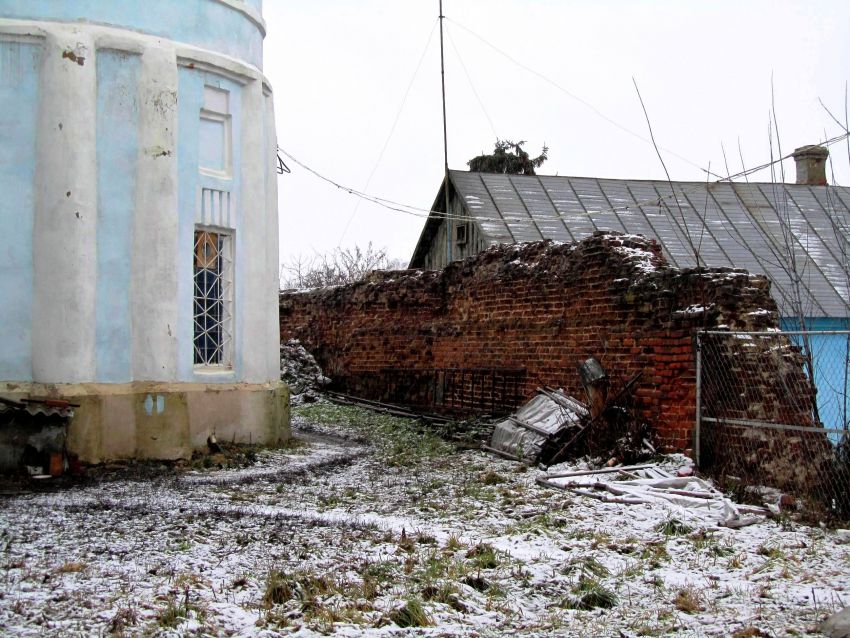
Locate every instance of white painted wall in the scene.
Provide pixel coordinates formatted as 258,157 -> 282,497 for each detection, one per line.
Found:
32,29 -> 98,384
0,17 -> 281,387
133,42 -> 180,381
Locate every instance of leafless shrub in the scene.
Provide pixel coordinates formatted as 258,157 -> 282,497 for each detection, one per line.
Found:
280,243 -> 405,290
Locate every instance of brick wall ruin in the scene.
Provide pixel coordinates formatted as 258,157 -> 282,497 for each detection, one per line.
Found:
279,233 -> 790,450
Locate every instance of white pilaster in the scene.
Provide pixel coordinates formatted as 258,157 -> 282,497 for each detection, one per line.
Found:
264,88 -> 281,380
131,43 -> 179,380
32,28 -> 97,383
239,77 -> 268,382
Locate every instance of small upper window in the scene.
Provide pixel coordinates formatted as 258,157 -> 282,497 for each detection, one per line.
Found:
199,86 -> 231,177
455,223 -> 468,246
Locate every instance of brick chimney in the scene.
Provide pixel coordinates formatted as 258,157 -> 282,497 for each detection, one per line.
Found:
792,145 -> 829,185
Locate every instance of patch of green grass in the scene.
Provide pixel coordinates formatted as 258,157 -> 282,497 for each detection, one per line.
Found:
263,569 -> 337,608
692,533 -> 735,558
156,591 -> 205,629
444,534 -> 464,552
302,600 -> 370,633
353,561 -> 398,600
422,583 -> 467,612
318,490 -> 342,509
565,527 -> 597,541
655,517 -> 693,537
388,597 -> 431,628
617,559 -> 644,578
460,478 -> 496,502
157,599 -> 183,628
639,542 -> 670,569
173,538 -> 191,552
628,611 -> 676,637
360,560 -> 397,583
506,513 -> 567,536
294,402 -> 453,466
563,577 -> 618,610
416,531 -> 437,545
563,555 -> 610,579
465,543 -> 500,569
756,542 -> 784,559
416,548 -> 478,587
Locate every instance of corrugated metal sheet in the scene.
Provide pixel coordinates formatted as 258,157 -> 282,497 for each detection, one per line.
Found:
438,171 -> 850,318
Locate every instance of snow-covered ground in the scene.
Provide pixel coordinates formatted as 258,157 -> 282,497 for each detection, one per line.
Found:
1,401 -> 848,637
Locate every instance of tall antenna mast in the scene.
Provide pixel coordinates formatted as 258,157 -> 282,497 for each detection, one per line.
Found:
439,0 -> 452,263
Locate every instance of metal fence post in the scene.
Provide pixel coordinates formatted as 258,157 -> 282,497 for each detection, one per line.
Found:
694,331 -> 702,466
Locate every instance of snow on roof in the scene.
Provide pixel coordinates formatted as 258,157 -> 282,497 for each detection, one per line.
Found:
413,171 -> 850,318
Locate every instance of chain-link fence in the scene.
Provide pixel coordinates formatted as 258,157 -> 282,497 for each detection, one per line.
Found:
696,330 -> 850,521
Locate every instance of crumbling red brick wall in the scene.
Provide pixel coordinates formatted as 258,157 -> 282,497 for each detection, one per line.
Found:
280,233 -> 787,450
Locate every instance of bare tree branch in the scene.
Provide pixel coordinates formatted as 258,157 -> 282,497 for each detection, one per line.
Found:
632,77 -> 702,268
280,243 -> 404,290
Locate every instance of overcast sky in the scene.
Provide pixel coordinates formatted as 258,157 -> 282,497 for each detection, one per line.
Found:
263,1 -> 850,269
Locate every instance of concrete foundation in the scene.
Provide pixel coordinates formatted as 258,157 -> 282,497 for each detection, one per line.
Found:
0,381 -> 290,463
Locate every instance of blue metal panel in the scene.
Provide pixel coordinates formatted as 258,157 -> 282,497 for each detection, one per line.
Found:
177,68 -> 200,382
95,50 -> 140,382
781,317 -> 850,434
0,40 -> 41,381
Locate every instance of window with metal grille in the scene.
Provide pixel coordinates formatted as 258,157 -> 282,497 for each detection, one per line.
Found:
193,229 -> 233,367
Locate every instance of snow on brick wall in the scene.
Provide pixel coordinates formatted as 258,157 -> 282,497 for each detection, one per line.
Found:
279,232 -> 791,450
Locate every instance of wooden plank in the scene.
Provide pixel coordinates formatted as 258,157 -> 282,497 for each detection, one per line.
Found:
482,445 -> 530,463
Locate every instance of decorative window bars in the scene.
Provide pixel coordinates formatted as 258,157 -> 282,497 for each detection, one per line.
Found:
193,229 -> 233,367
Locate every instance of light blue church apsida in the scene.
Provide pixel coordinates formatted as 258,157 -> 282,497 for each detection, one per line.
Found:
0,1 -> 287,462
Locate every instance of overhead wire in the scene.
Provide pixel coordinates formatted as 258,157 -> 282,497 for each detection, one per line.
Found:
279,136 -> 850,232
336,18 -> 439,245
717,132 -> 850,182
445,25 -> 498,140
446,17 -> 726,180
278,15 -> 850,231
279,147 -> 436,220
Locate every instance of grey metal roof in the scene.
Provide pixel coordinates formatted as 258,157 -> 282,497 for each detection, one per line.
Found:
416,170 -> 850,318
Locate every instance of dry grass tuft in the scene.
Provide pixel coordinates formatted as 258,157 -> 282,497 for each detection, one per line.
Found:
674,586 -> 705,613
55,561 -> 86,573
